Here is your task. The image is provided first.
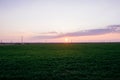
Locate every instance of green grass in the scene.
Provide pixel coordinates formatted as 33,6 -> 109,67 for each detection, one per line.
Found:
0,43 -> 120,80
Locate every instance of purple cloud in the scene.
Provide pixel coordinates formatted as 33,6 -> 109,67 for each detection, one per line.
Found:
39,31 -> 58,34
61,25 -> 120,37
33,25 -> 120,39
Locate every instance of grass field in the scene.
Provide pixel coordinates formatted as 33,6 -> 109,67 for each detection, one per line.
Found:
0,43 -> 120,80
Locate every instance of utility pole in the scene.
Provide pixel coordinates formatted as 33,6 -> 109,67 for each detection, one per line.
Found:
21,36 -> 24,44
71,39 -> 72,43
10,40 -> 12,44
1,40 -> 2,44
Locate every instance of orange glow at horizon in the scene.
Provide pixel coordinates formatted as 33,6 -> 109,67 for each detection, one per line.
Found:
0,33 -> 120,43
65,38 -> 69,43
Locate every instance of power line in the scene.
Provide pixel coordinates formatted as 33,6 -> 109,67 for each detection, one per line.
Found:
1,40 -> 2,44
21,36 -> 24,44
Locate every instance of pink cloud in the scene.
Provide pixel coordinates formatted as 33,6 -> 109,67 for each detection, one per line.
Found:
33,25 -> 120,39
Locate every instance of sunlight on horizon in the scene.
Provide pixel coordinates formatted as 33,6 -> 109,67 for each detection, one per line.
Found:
65,38 -> 69,43
0,0 -> 120,42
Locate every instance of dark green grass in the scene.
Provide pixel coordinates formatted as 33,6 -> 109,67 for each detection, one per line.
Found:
0,43 -> 120,80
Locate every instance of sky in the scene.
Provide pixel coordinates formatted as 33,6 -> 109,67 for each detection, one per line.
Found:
0,0 -> 120,43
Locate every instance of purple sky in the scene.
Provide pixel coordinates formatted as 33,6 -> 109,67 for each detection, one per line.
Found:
0,0 -> 120,42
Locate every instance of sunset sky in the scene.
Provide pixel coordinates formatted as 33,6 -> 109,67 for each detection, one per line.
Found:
0,0 -> 120,43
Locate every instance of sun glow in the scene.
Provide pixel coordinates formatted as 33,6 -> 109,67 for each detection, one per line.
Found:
65,38 -> 69,43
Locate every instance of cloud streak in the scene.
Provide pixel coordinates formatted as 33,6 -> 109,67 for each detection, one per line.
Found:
61,25 -> 120,37
33,25 -> 120,39
39,32 -> 58,35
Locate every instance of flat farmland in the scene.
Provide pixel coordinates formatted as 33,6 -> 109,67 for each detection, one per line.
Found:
0,43 -> 120,80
